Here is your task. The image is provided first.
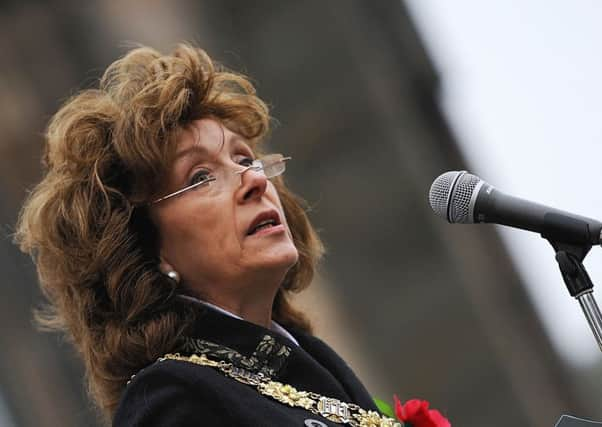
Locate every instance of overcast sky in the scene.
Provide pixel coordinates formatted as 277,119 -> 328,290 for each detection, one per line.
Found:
404,0 -> 602,367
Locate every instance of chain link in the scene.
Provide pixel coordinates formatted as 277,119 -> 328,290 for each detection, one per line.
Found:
159,353 -> 402,427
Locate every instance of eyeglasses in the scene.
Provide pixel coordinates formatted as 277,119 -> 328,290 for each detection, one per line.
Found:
150,153 -> 291,205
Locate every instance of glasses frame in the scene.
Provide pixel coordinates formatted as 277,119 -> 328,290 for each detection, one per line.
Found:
149,154 -> 291,205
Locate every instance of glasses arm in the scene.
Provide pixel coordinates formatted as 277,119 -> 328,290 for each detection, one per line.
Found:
150,176 -> 217,205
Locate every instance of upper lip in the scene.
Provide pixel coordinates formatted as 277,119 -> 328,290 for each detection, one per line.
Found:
247,209 -> 282,235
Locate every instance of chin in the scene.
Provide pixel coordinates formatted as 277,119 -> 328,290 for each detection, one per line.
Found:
255,242 -> 299,272
281,246 -> 300,268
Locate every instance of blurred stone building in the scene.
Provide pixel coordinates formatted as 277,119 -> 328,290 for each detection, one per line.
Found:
0,1 -> 598,426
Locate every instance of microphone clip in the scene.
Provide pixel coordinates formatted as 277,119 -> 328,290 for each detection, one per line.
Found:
547,239 -> 602,351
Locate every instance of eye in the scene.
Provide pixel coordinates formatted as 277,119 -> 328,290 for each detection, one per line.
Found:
189,169 -> 212,186
238,157 -> 255,167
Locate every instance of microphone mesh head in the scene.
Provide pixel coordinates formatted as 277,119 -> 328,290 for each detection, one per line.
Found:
429,171 -> 483,223
428,171 -> 459,218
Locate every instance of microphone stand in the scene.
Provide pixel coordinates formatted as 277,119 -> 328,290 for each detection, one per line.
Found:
547,240 -> 602,351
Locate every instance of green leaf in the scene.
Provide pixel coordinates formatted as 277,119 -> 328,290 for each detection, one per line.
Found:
373,397 -> 395,418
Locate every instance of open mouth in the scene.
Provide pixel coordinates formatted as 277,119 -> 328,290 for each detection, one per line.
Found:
247,210 -> 282,236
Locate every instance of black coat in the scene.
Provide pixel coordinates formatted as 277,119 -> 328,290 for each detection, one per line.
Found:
113,303 -> 380,426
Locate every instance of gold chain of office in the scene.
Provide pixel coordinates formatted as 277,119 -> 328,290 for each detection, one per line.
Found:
159,353 -> 403,427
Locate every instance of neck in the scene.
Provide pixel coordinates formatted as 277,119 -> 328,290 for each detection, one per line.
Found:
206,294 -> 274,328
186,270 -> 285,329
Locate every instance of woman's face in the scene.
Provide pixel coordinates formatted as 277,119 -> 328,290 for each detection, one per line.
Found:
149,118 -> 299,299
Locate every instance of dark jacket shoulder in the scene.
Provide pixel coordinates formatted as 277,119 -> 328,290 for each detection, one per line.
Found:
113,358 -> 235,427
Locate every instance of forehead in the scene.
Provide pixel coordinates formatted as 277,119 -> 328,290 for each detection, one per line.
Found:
175,118 -> 252,161
177,119 -> 225,158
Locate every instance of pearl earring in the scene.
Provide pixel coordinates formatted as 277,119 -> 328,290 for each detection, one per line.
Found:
165,269 -> 181,284
159,261 -> 181,284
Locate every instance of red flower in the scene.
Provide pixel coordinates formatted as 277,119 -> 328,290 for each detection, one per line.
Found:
393,395 -> 451,427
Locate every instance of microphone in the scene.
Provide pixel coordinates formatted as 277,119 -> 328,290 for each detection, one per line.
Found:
429,171 -> 602,246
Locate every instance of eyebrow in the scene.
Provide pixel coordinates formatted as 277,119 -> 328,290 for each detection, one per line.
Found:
174,145 -> 213,165
177,135 -> 252,160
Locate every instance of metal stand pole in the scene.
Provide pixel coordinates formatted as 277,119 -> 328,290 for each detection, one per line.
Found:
576,292 -> 602,351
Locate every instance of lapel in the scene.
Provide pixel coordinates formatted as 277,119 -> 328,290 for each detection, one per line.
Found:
292,331 -> 378,412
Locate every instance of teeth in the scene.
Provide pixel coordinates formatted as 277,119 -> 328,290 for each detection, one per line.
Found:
251,219 -> 276,234
255,223 -> 273,232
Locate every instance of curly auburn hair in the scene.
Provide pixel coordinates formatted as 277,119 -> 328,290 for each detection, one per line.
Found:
15,43 -> 323,424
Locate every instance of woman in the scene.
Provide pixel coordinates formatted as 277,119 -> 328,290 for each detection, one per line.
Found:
16,44 -> 400,427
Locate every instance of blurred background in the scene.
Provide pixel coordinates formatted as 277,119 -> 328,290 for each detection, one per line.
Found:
1,1 -> 601,426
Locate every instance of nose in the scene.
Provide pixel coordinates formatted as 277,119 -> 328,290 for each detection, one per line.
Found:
236,166 -> 268,203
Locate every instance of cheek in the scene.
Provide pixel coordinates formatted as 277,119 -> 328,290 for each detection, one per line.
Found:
266,184 -> 284,214
268,186 -> 293,234
155,200 -> 240,262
